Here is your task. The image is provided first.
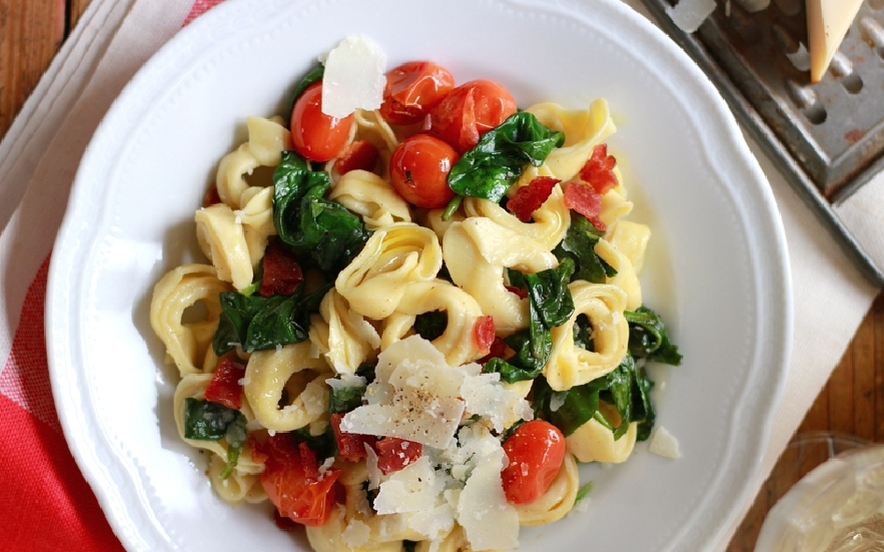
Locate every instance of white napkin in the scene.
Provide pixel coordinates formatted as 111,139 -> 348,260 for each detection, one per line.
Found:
0,0 -> 878,549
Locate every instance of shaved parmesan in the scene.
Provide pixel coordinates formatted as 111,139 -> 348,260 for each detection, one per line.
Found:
459,371 -> 533,433
322,35 -> 387,118
666,0 -> 716,33
456,435 -> 520,551
374,456 -> 442,514
339,336 -> 465,449
649,426 -> 682,459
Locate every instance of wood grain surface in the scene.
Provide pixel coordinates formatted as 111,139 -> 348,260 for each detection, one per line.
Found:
2,0 -> 882,549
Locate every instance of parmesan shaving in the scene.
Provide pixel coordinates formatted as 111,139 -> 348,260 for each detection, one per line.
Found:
666,0 -> 716,33
649,425 -> 683,459
321,35 -> 387,118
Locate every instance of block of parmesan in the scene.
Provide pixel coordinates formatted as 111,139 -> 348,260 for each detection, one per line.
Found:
806,0 -> 863,82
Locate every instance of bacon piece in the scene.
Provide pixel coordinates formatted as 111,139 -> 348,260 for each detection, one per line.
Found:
471,315 -> 496,356
204,356 -> 246,410
578,144 -> 618,194
563,181 -> 605,230
202,185 -> 222,207
334,140 -> 380,175
258,240 -> 304,297
506,176 -> 560,222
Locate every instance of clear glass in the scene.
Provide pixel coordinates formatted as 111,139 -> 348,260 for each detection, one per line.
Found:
755,432 -> 884,552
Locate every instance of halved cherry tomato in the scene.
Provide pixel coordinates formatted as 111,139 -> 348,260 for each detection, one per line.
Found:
290,81 -> 353,162
373,437 -> 422,474
389,133 -> 458,209
203,356 -> 245,410
501,420 -> 566,504
258,434 -> 340,527
380,61 -> 455,125
334,139 -> 380,175
427,79 -> 517,153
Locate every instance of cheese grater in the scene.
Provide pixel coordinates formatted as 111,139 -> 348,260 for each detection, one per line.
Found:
639,0 -> 884,287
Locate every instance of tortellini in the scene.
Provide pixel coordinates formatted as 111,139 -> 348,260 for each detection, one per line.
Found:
150,91 -> 669,552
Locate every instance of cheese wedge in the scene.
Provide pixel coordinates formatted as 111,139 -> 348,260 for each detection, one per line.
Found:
806,0 -> 863,83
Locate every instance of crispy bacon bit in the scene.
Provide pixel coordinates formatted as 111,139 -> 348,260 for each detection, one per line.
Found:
202,185 -> 222,207
258,240 -> 304,297
563,181 -> 605,230
472,315 -> 496,356
506,176 -> 561,222
578,144 -> 618,194
330,413 -> 376,463
204,356 -> 246,410
479,336 -> 510,364
505,285 -> 528,299
334,140 -> 380,175
373,437 -> 422,474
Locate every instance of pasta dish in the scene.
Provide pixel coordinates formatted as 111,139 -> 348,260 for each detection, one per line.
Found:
149,37 -> 681,552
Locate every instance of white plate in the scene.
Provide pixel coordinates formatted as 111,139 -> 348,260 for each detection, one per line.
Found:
46,0 -> 792,550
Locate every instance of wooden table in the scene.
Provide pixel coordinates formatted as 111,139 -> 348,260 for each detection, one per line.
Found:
3,0 -> 883,549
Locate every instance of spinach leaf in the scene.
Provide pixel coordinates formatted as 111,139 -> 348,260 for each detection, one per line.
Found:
287,62 -> 325,123
532,375 -> 602,437
554,213 -> 616,284
447,112 -> 565,203
574,481 -> 593,504
328,377 -> 367,414
272,151 -> 371,274
484,259 -> 575,383
624,306 -> 682,366
294,426 -> 337,460
212,282 -> 331,355
532,353 -> 656,441
414,310 -> 448,341
183,398 -> 247,479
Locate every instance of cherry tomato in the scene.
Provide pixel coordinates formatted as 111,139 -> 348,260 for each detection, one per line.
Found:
427,79 -> 517,153
389,133 -> 458,209
500,420 -> 566,504
380,61 -> 456,126
373,437 -> 422,474
290,81 -> 353,162
258,435 -> 340,527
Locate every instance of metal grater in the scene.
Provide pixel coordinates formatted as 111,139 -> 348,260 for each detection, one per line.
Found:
639,0 -> 884,287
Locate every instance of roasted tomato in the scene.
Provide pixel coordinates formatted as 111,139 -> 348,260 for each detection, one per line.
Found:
500,420 -> 566,504
427,79 -> 517,153
290,81 -> 353,162
389,133 -> 458,209
380,61 -> 455,125
258,435 -> 340,527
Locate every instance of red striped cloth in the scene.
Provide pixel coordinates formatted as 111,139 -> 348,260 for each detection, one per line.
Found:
0,1 -> 224,548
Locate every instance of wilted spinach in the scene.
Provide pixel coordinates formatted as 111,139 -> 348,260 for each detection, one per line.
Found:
447,112 -> 565,203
